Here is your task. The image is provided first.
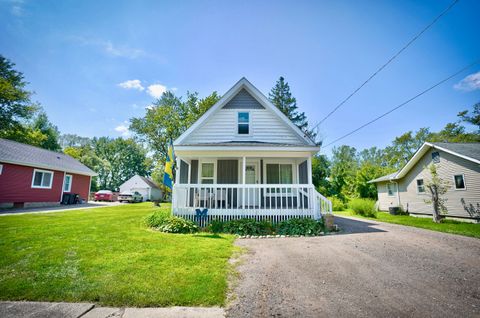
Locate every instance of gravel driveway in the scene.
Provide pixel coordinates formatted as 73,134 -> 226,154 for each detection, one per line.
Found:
227,216 -> 480,318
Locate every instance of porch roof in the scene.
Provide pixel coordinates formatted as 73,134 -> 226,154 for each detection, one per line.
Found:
175,141 -> 320,154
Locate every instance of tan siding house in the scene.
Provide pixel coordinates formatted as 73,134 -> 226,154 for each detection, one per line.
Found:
371,142 -> 480,220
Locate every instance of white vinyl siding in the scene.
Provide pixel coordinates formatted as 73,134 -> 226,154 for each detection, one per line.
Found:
32,169 -> 53,189
182,108 -> 306,145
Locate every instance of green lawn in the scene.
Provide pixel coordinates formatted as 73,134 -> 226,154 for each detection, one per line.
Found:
0,203 -> 236,307
334,210 -> 480,239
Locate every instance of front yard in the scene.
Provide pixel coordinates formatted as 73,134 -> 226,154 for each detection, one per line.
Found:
0,203 -> 236,307
334,210 -> 480,238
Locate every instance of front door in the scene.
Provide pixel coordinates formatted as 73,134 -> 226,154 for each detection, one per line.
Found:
245,161 -> 259,207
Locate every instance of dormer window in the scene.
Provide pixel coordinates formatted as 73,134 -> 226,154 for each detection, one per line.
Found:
238,112 -> 249,134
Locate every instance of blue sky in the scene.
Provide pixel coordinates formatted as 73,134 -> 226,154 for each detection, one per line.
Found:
1,0 -> 479,156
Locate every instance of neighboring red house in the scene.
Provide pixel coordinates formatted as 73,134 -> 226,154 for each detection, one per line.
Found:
0,138 -> 97,208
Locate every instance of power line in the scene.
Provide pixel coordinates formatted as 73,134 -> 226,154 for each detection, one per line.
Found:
311,0 -> 460,130
322,59 -> 479,149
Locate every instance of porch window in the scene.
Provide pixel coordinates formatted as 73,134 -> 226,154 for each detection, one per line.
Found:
32,169 -> 53,189
266,164 -> 293,194
237,112 -> 249,134
201,162 -> 215,184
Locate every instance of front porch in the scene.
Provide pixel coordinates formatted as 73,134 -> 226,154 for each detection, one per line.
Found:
172,155 -> 332,222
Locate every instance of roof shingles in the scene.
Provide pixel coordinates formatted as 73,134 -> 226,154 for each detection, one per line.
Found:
0,138 -> 96,176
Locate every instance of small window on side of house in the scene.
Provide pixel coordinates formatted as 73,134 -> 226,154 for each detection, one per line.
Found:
454,174 -> 466,190
416,179 -> 425,193
387,183 -> 396,197
237,112 -> 249,135
432,151 -> 440,163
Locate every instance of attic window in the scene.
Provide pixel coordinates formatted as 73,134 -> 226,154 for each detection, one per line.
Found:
432,152 -> 440,163
237,112 -> 249,134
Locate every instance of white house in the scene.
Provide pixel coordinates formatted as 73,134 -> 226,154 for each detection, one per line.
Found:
119,175 -> 162,201
172,77 -> 331,223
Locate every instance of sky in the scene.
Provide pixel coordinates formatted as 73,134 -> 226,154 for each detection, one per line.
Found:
1,0 -> 479,156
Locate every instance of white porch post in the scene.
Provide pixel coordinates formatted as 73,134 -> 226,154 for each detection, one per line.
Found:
242,156 -> 246,208
307,156 -> 313,184
175,158 -> 181,184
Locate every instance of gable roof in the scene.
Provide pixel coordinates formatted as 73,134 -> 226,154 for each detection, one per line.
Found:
0,138 -> 96,176
369,142 -> 480,183
367,171 -> 399,183
174,77 -> 317,146
138,176 -> 160,189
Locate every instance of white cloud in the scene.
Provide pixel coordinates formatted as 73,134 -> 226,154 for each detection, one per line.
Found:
145,104 -> 155,110
114,124 -> 130,137
103,41 -> 145,59
118,79 -> 144,91
9,0 -> 24,16
147,84 -> 167,99
454,71 -> 480,92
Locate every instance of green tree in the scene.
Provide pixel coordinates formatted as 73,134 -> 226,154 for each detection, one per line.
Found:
130,91 -> 220,161
269,76 -> 315,139
384,128 -> 431,168
93,137 -> 152,191
428,122 -> 479,143
59,134 -> 92,148
330,145 -> 358,200
424,164 -> 451,223
457,102 -> 480,133
312,154 -> 331,195
28,111 -> 61,151
0,55 -> 38,135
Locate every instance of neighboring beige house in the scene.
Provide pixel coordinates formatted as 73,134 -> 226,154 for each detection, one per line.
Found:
369,142 -> 480,221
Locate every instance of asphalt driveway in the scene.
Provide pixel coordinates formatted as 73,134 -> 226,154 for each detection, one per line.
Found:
227,216 -> 480,318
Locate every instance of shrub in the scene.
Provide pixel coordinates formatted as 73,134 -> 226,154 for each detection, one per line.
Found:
144,210 -> 170,228
276,217 -> 324,236
348,198 -> 377,217
222,219 -> 273,236
157,216 -> 198,234
208,220 -> 225,234
329,196 -> 346,211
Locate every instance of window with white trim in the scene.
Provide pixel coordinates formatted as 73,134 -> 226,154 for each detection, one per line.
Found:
32,169 -> 53,188
200,162 -> 215,184
64,174 -> 72,192
454,174 -> 466,190
0,164 -> 3,175
416,179 -> 425,193
387,183 -> 396,197
237,112 -> 249,134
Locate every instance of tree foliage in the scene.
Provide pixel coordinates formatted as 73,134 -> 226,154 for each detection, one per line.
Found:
0,55 -> 37,133
424,164 -> 451,223
0,55 -> 61,151
65,137 -> 152,191
269,76 -> 316,140
130,91 -> 220,161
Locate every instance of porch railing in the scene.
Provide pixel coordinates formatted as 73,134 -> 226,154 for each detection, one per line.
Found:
172,184 -> 332,223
